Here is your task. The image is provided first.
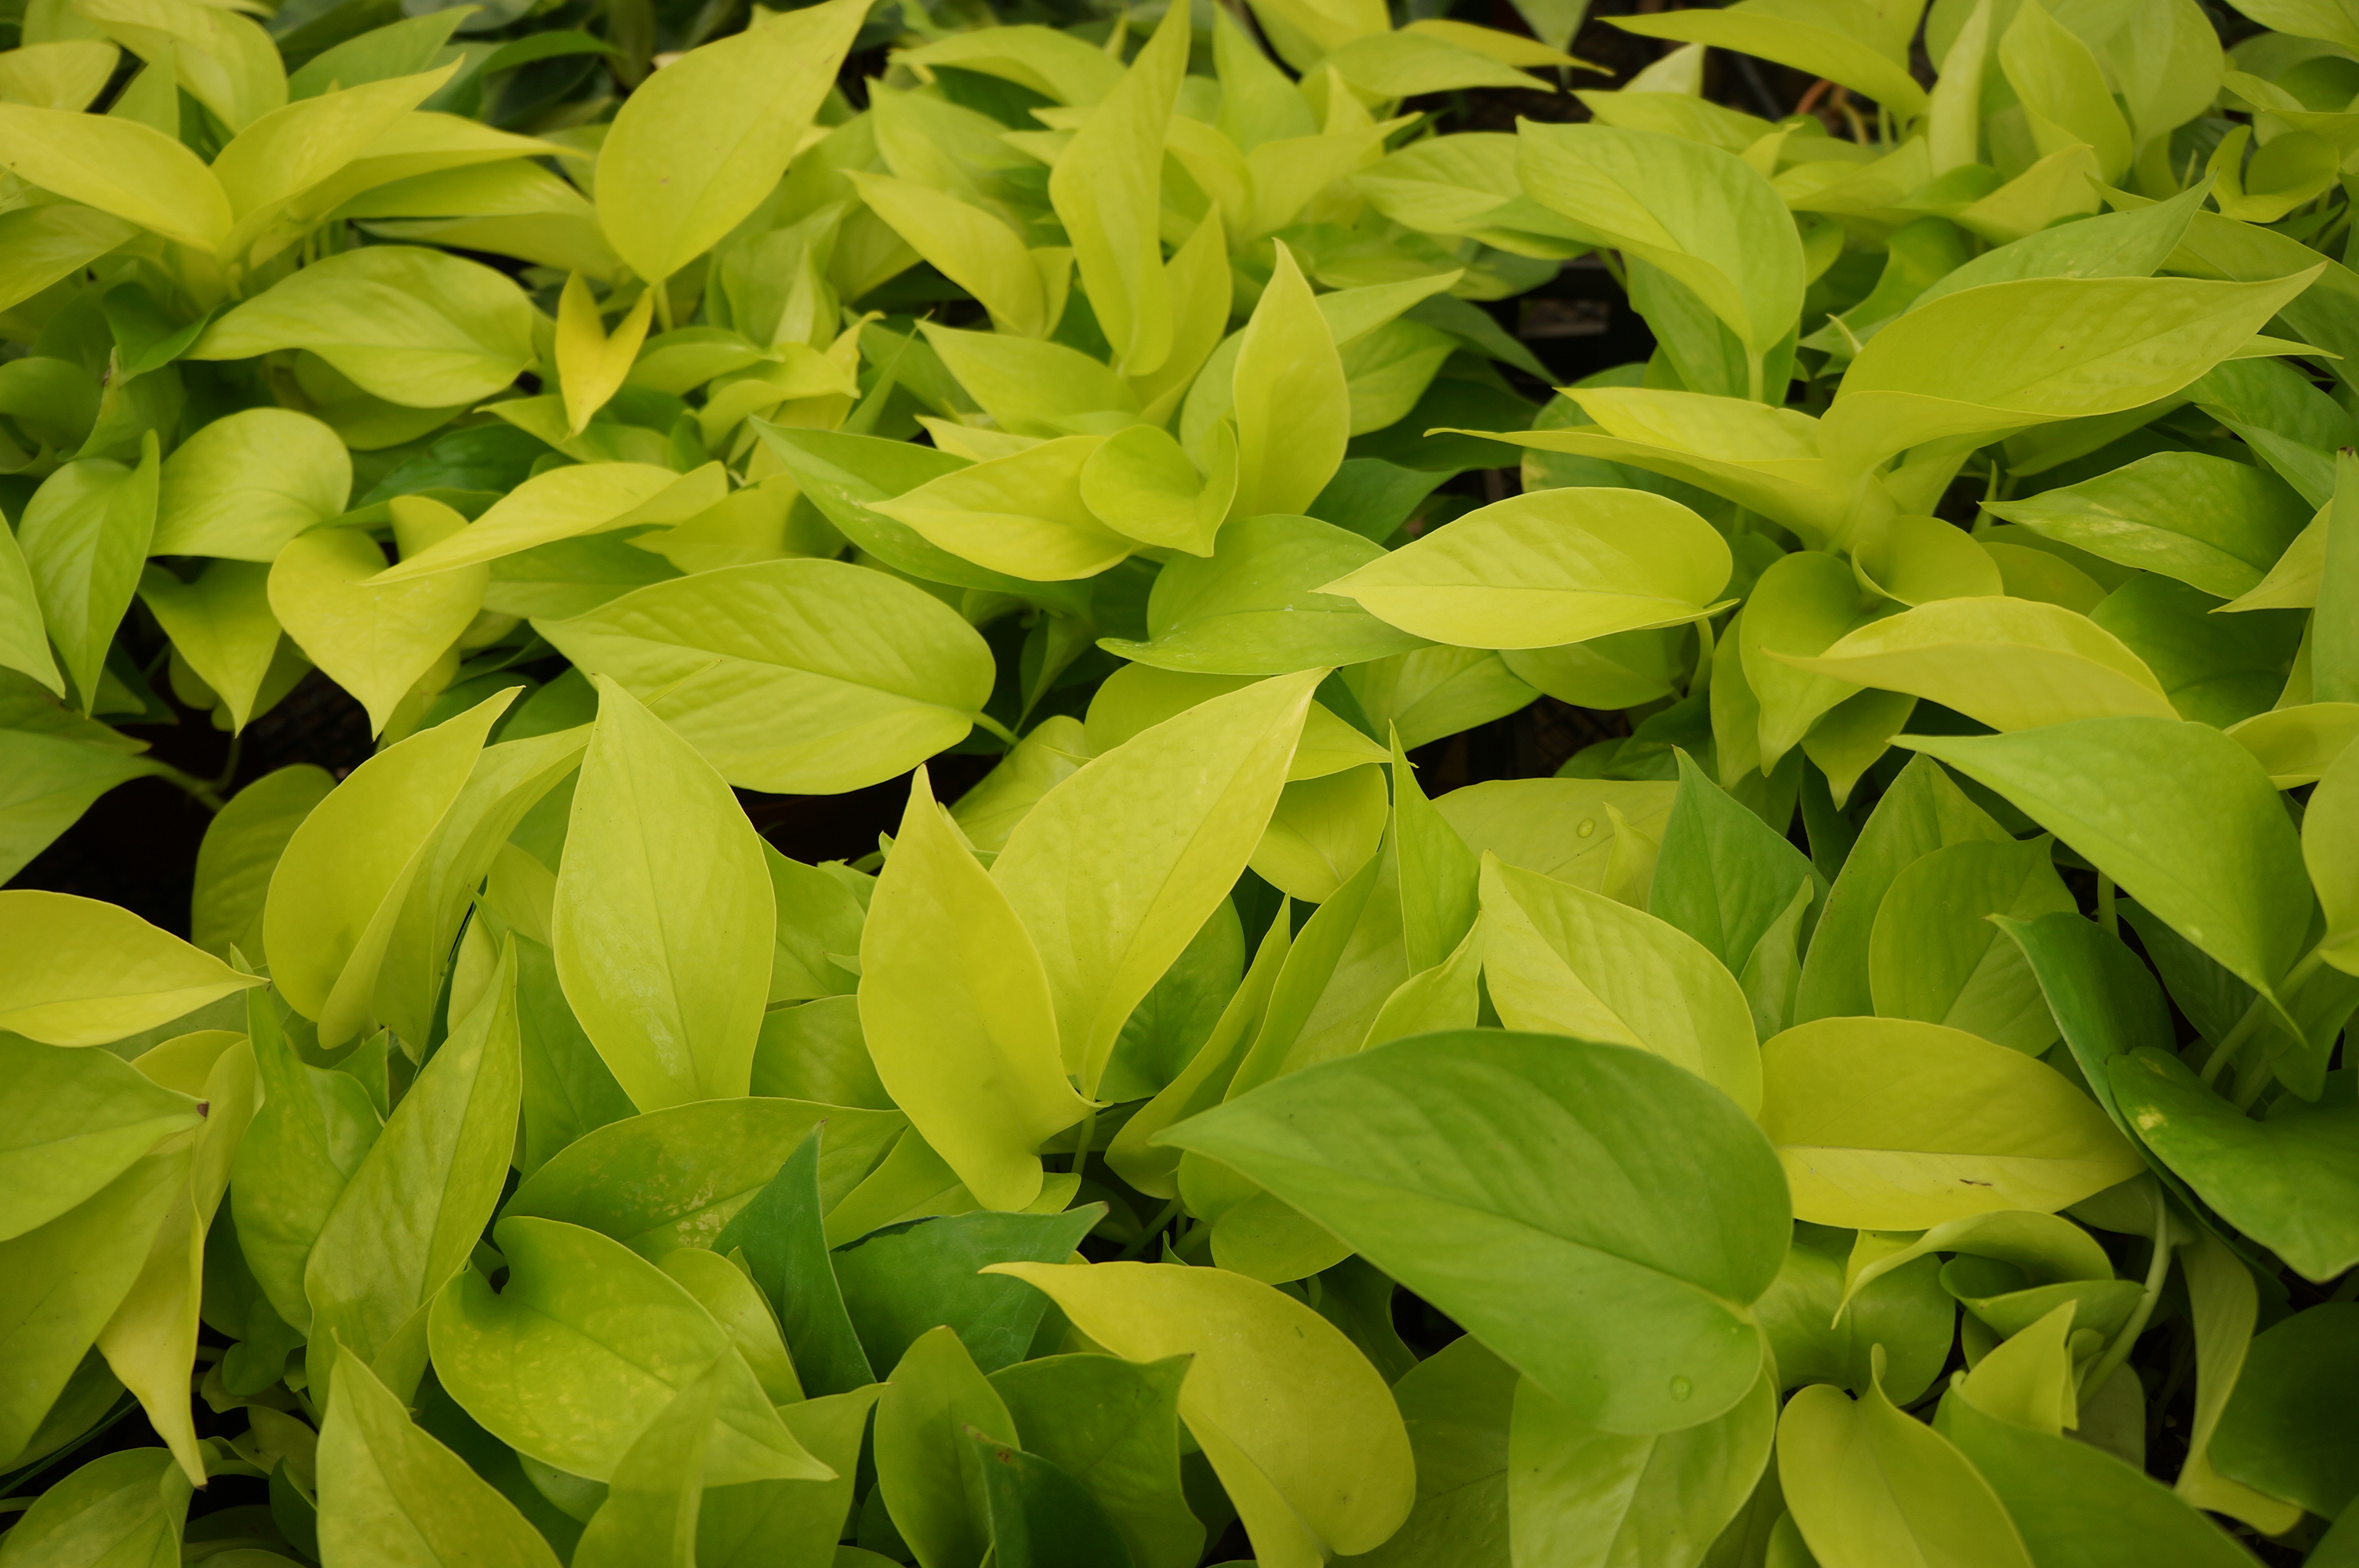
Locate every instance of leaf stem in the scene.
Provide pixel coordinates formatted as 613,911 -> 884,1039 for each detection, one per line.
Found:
1115,1198 -> 1184,1260
210,735 -> 242,797
972,712 -> 1020,746
154,764 -> 227,815
2096,874 -> 2116,938
2229,1046 -> 2281,1113
2081,1181 -> 2173,1405
2199,943 -> 2325,1092
2196,996 -> 2268,1088
2280,944 -> 2326,1002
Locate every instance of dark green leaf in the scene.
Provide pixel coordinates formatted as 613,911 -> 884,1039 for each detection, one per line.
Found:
832,1205 -> 1103,1376
1345,1334 -> 1514,1566
969,1428 -> 1139,1568
1161,1029 -> 1790,1434
1652,749 -> 1827,981
2106,1054 -> 2359,1282
987,1353 -> 1202,1568
713,1125 -> 875,1396
2213,1302 -> 2359,1519
1937,1382 -> 2255,1567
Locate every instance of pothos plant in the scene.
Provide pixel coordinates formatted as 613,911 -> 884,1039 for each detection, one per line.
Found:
0,0 -> 1577,877
5,0 -> 2359,1562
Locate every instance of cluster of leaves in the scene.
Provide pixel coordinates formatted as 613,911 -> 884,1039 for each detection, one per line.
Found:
0,0 -> 1588,846
5,0 -> 2359,1562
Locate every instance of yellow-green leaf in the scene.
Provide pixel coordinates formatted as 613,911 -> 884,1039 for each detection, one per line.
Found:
1478,388 -> 1856,548
1777,1361 -> 2033,1568
1082,665 -> 1385,782
534,557 -> 994,794
77,0 -> 283,129
267,521 -> 485,738
870,435 -> 1135,581
192,245 -> 536,408
137,561 -> 281,732
0,39 -> 118,109
1758,1016 -> 2144,1229
1250,764 -> 1388,904
1322,486 -> 1732,649
556,275 -> 656,437
210,66 -> 454,263
96,1037 -> 256,1483
149,408 -> 351,562
982,1261 -> 1414,1568
860,769 -> 1091,1213
845,171 -> 1062,340
552,677 -> 772,1109
1823,272 -> 2323,470
593,0 -> 865,287
373,463 -> 707,582
1899,717 -> 2314,1004
191,764 -> 331,964
1230,243 -> 1347,519
318,1349 -> 565,1568
428,1217 -> 827,1486
1479,855 -> 1762,1113
993,670 -> 1321,1095
1775,598 -> 2175,732
261,688 -> 513,1029
0,103 -> 231,249
1999,0 -> 2133,181
1049,0 -> 1184,375
1079,422 -> 1235,557
304,945 -> 522,1397
17,438 -> 158,712
1518,120 -> 1804,368
0,204 -> 140,316
0,1032 -> 201,1241
1611,0 -> 1928,119
0,890 -> 259,1045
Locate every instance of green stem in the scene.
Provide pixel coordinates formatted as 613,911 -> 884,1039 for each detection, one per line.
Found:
2312,200 -> 2354,259
972,712 -> 1020,746
1067,1108 -> 1097,1178
154,764 -> 227,814
2201,943 -> 2326,1093
209,735 -> 242,797
1687,617 -> 1716,702
2230,1045 -> 2280,1113
2096,874 -> 2117,938
2197,994 -> 2271,1089
1115,1198 -> 1184,1261
2281,944 -> 2326,1000
2082,1182 -> 2173,1404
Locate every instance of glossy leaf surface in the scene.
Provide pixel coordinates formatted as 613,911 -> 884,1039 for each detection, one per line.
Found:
1161,1030 -> 1787,1433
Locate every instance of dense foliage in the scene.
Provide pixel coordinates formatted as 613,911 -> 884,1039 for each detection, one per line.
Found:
3,0 -> 2358,1562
